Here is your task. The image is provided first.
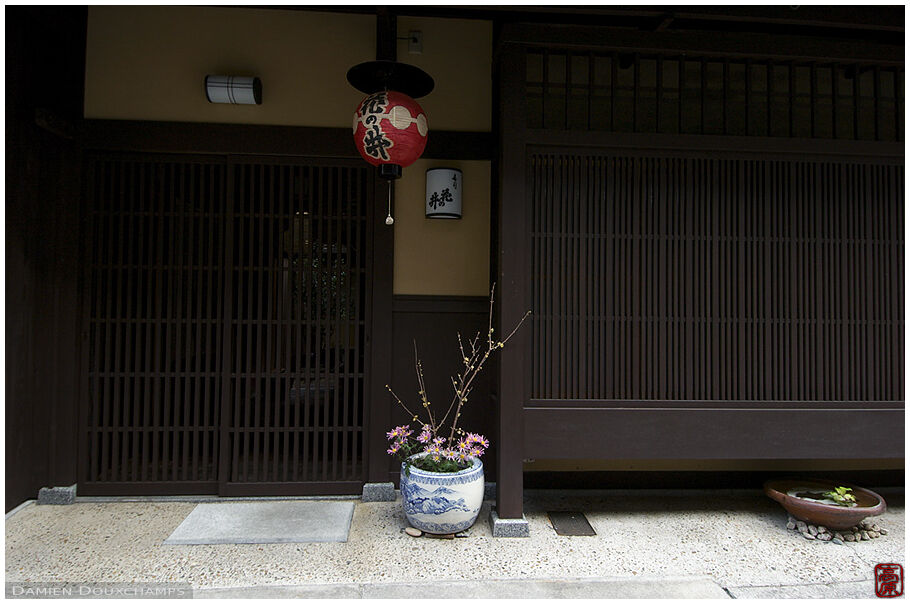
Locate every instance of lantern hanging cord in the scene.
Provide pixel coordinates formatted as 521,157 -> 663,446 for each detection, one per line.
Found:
385,180 -> 394,225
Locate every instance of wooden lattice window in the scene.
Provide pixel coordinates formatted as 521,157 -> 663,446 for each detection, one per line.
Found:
526,50 -> 904,142
529,152 -> 904,404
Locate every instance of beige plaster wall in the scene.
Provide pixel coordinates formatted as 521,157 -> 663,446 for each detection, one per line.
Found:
397,16 -> 492,132
84,7 -> 492,132
393,160 -> 491,296
390,17 -> 493,295
85,6 -> 373,127
85,7 -> 494,297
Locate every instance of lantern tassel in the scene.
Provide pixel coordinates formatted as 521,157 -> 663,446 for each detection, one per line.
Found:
385,180 -> 394,225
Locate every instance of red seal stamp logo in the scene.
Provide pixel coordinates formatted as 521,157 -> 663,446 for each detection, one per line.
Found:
875,563 -> 903,597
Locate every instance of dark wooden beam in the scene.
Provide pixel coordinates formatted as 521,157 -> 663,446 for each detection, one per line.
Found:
524,408 -> 905,460
78,482 -> 219,496
366,171 -> 395,485
392,295 -> 489,314
81,119 -> 494,160
525,469 -> 906,490
653,6 -> 904,32
221,482 -> 364,497
500,23 -> 904,65
523,131 -> 904,162
376,6 -> 397,61
298,6 -> 904,34
6,5 -> 86,511
527,398 -> 906,411
494,42 -> 528,520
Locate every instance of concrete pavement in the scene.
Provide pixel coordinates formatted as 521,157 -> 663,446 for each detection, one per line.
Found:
195,576 -> 731,598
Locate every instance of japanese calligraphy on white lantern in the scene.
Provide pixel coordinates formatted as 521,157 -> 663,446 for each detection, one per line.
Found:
425,168 -> 462,219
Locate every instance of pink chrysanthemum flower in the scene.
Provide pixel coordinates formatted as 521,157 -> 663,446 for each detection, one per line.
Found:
442,449 -> 458,460
478,435 -> 490,448
466,432 -> 481,444
387,425 -> 411,440
456,450 -> 469,462
432,436 -> 445,446
470,447 -> 484,458
456,438 -> 470,451
387,442 -> 400,454
432,454 -> 441,462
417,429 -> 432,444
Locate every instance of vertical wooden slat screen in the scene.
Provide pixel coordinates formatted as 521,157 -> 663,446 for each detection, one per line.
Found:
529,153 -> 904,406
85,154 -> 226,488
224,159 -> 369,489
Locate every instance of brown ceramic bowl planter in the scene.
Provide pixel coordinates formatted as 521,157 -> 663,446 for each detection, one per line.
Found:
764,478 -> 886,530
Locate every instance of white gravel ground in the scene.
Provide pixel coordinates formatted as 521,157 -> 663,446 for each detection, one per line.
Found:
5,489 -> 904,594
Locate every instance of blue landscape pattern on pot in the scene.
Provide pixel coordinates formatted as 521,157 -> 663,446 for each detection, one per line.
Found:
399,457 -> 485,533
402,483 -> 471,516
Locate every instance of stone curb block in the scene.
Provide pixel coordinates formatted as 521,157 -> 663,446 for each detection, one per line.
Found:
37,485 -> 77,505
361,482 -> 396,502
489,509 -> 530,537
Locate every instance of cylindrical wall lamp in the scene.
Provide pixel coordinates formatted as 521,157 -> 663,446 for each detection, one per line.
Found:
425,168 -> 462,219
205,75 -> 262,105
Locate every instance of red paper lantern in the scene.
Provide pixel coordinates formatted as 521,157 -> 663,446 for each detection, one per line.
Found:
352,90 -> 428,170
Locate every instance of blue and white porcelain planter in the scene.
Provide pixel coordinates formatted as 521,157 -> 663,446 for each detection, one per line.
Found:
400,455 -> 484,534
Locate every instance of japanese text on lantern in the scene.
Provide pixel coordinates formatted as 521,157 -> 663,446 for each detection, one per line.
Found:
429,188 -> 454,210
362,93 -> 392,161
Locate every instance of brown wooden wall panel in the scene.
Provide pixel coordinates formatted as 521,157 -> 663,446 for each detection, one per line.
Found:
389,296 -> 496,483
524,408 -> 905,460
529,153 -> 904,407
7,7 -> 87,511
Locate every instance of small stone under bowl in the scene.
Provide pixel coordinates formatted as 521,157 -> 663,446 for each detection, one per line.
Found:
764,478 -> 886,530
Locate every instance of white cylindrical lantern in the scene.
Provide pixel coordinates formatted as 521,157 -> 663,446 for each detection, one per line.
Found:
425,168 -> 462,219
205,75 -> 262,105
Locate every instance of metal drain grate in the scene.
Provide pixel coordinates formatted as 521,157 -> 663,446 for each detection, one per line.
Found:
548,511 -> 596,536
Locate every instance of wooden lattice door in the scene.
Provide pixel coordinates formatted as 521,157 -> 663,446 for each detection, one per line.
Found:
219,157 -> 373,495
80,153 -> 376,495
